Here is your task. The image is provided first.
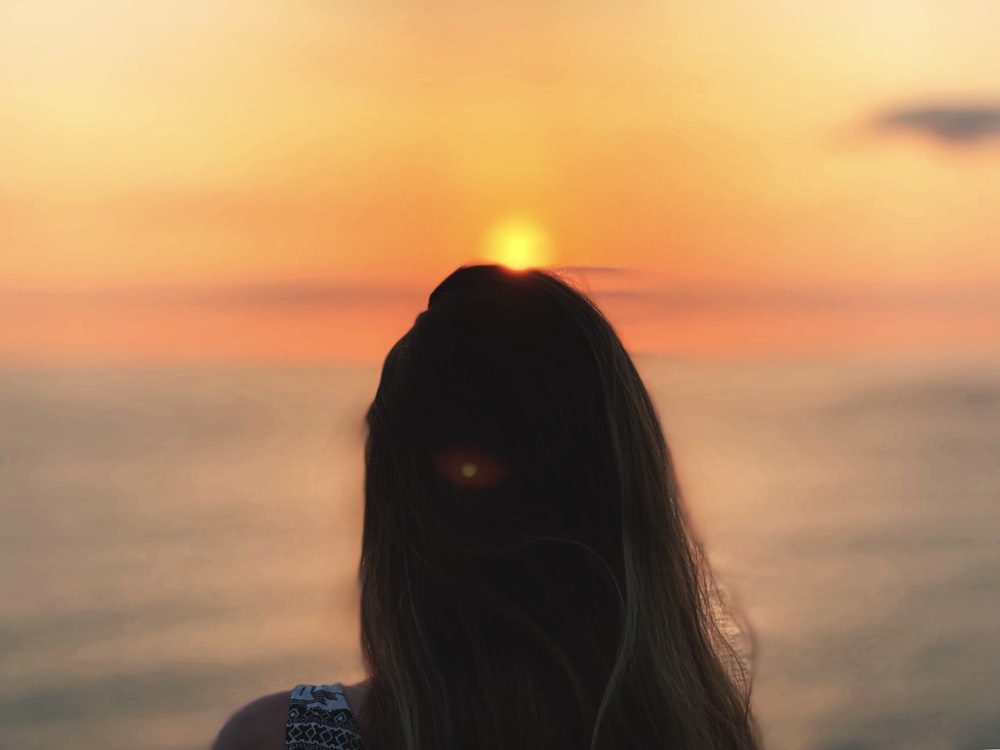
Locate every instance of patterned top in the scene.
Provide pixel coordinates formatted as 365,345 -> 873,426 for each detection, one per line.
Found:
286,683 -> 364,750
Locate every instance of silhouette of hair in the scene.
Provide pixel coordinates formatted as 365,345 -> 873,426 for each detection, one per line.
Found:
358,265 -> 762,750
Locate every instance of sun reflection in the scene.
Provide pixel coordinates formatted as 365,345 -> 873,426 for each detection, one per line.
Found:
484,216 -> 553,270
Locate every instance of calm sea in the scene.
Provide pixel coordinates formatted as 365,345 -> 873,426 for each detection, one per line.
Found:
1,356 -> 997,750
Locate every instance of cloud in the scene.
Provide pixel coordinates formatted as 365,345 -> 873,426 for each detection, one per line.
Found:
549,265 -> 632,276
173,281 -> 419,308
871,101 -> 1000,145
4,279 -> 999,318
592,283 -> 1000,312
0,280 -> 424,310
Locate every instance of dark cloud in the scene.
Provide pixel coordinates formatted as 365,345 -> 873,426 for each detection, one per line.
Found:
872,101 -> 1000,145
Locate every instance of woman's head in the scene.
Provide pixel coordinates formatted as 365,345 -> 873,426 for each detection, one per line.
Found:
359,265 -> 760,750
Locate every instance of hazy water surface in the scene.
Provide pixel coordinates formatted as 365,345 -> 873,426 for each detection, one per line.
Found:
1,357 -> 997,750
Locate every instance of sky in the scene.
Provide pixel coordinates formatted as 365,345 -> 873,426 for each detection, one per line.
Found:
1,0 -> 999,365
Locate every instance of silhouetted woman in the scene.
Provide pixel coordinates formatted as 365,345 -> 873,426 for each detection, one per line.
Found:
213,264 -> 763,750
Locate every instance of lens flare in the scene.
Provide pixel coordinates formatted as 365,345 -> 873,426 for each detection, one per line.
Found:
432,445 -> 506,489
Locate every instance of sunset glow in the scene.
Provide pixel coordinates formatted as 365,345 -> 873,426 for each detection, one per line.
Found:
1,1 -> 998,365
484,216 -> 553,271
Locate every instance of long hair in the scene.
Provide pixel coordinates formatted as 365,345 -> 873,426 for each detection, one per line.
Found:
358,265 -> 762,750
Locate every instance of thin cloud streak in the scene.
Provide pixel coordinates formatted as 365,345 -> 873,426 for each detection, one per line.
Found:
0,281 -> 423,309
591,283 -> 1000,312
549,265 -> 634,276
4,279 -> 998,314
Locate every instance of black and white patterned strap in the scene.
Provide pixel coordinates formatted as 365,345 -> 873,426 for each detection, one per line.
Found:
286,683 -> 363,750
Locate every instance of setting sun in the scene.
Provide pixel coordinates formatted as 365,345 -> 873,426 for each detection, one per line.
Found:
484,216 -> 553,270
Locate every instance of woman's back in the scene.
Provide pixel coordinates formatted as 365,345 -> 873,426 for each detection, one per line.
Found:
214,265 -> 762,750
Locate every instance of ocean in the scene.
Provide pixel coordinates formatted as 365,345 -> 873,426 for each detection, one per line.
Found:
1,356 -> 997,750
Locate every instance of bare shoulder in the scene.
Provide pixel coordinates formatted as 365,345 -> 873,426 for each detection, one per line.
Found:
342,680 -> 370,717
211,690 -> 292,750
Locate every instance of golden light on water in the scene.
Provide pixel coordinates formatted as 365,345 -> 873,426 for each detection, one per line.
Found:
484,216 -> 553,270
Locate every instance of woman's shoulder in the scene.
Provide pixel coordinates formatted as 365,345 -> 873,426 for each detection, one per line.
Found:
211,682 -> 369,750
211,690 -> 292,750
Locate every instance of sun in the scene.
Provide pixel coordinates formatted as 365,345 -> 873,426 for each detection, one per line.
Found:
484,216 -> 553,270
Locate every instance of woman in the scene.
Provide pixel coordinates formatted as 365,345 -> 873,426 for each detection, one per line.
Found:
213,264 -> 762,750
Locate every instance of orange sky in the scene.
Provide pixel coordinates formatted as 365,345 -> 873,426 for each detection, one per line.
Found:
2,1 -> 999,365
